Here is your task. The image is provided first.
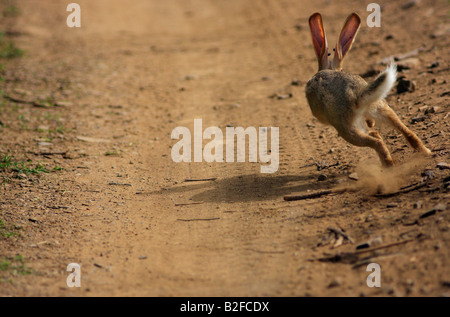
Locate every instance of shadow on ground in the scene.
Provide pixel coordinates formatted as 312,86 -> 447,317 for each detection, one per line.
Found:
147,172 -> 345,203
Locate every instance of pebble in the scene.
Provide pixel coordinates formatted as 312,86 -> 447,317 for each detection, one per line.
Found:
396,58 -> 420,70
38,142 -> 53,146
348,172 -> 359,181
356,235 -> 383,249
397,77 -> 416,94
421,170 -> 434,179
328,277 -> 342,288
55,101 -> 73,107
437,162 -> 449,170
424,106 -> 440,114
413,201 -> 423,209
317,174 -> 327,181
402,0 -> 420,10
427,61 -> 439,69
410,116 -> 426,124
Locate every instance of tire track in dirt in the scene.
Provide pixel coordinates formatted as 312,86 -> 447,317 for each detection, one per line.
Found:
99,0 -> 328,296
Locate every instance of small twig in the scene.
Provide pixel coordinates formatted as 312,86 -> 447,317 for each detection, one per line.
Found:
327,227 -> 354,244
177,217 -> 220,222
4,95 -> 34,105
108,181 -> 132,186
431,147 -> 446,152
315,161 -> 339,171
34,151 -> 68,156
3,95 -> 47,107
312,238 -> 414,264
352,238 -> 414,255
284,187 -> 348,201
245,248 -> 284,254
183,178 -> 217,182
174,201 -> 204,206
298,163 -> 316,169
374,182 -> 427,198
419,203 -> 447,219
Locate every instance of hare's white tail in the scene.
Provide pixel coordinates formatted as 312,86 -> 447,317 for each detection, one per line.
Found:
358,63 -> 397,107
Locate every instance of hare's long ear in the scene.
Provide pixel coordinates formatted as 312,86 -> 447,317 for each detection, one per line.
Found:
309,13 -> 329,71
333,13 -> 361,71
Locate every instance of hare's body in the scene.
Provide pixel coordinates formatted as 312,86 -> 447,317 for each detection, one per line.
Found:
305,12 -> 431,166
306,70 -> 366,127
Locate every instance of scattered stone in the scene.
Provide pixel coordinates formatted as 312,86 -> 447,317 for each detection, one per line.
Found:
38,142 -> 53,147
413,201 -> 423,209
77,136 -> 111,143
139,255 -> 147,260
410,116 -> 426,124
12,88 -> 32,96
430,24 -> 450,39
276,93 -> 293,100
317,174 -> 327,181
436,162 -> 449,170
387,203 -> 398,208
294,22 -> 303,31
37,125 -> 50,131
348,172 -> 359,181
397,77 -> 416,94
424,106 -> 440,114
444,176 -> 450,189
427,61 -> 439,69
328,277 -> 342,288
421,170 -> 434,179
356,235 -> 383,249
360,68 -> 378,78
185,74 -> 198,80
402,0 -> 420,10
396,58 -> 420,71
54,101 -> 73,107
419,203 -> 447,219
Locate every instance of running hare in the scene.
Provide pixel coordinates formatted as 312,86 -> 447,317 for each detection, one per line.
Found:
305,12 -> 431,166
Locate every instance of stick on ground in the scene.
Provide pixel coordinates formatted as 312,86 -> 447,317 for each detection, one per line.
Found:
284,188 -> 348,201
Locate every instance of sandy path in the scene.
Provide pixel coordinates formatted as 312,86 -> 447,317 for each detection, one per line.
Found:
1,0 -> 448,297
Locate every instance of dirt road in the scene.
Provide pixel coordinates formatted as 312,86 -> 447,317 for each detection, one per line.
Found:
0,0 -> 449,296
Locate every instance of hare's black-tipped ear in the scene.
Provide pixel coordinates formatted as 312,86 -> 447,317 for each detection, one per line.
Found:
333,13 -> 361,70
309,12 -> 329,71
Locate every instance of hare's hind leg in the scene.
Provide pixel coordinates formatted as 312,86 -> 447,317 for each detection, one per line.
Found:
344,128 -> 394,167
379,106 -> 432,155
